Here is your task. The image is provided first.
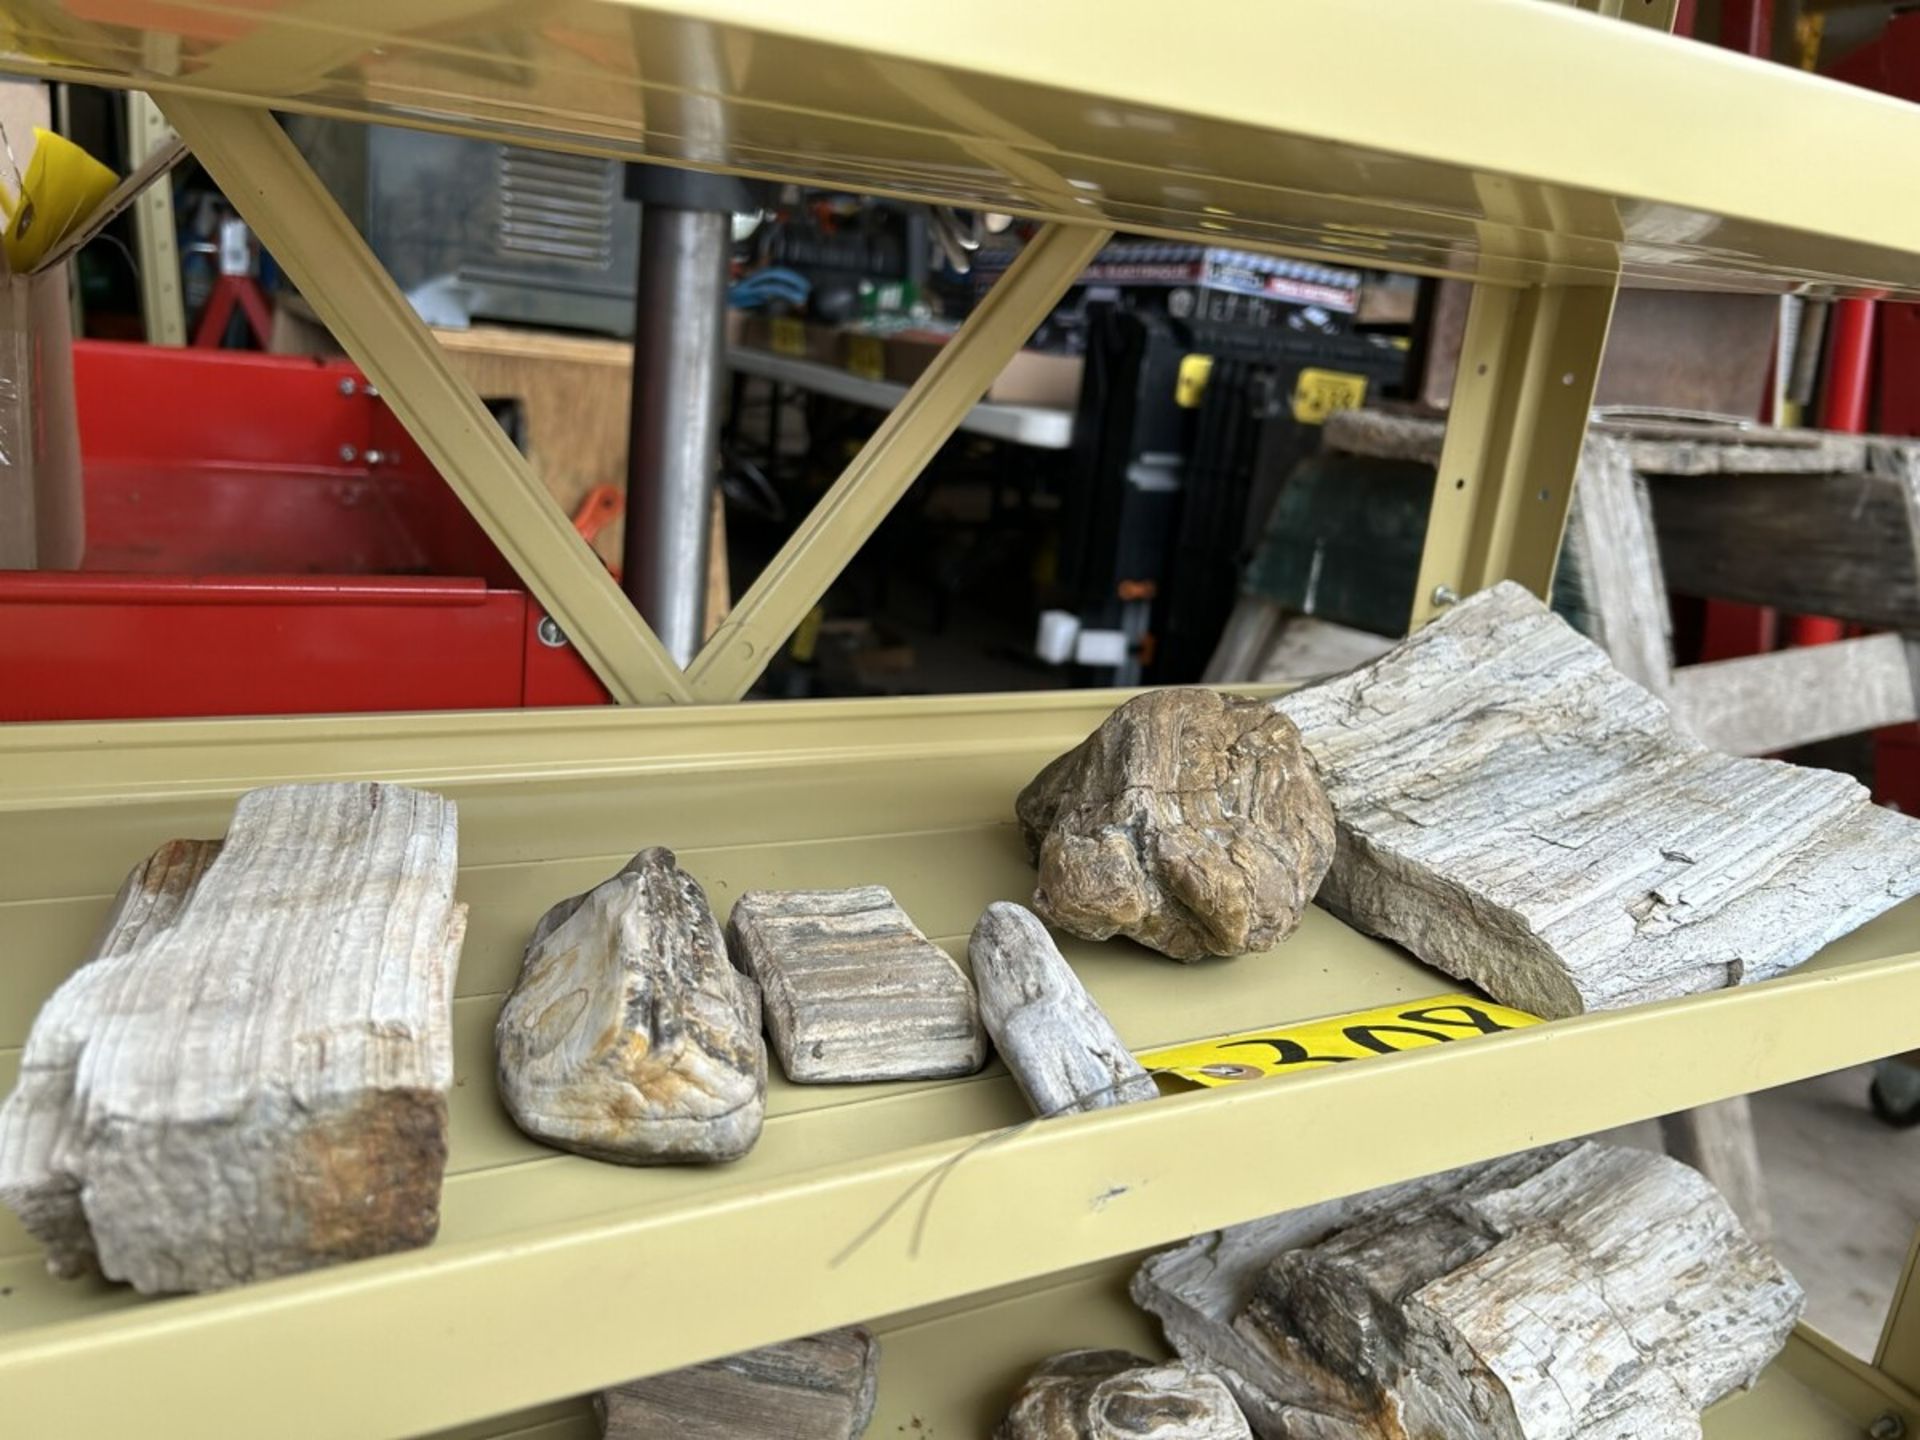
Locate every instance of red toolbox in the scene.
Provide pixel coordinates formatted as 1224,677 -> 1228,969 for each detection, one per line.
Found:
1,342 -> 610,721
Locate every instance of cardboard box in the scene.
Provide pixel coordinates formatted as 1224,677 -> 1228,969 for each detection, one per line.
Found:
882,329 -> 1084,409
736,313 -> 846,366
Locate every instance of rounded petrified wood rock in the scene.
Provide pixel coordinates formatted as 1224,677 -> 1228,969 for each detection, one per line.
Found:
496,847 -> 765,1165
1015,690 -> 1335,961
997,1349 -> 1252,1439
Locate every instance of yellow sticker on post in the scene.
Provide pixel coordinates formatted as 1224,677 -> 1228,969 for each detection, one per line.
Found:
1136,994 -> 1541,1087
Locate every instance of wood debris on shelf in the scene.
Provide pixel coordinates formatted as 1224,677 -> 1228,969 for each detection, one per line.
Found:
1134,1141 -> 1802,1440
496,847 -> 765,1164
728,886 -> 987,1082
969,901 -> 1156,1116
1016,689 -> 1335,962
998,1349 -> 1252,1439
599,1325 -> 879,1439
0,783 -> 465,1294
1276,581 -> 1920,1017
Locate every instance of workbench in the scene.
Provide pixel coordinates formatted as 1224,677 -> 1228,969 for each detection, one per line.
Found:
7,2 -> 1920,1436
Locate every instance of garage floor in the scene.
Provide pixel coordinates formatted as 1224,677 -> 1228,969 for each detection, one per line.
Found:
1615,1065 -> 1919,1359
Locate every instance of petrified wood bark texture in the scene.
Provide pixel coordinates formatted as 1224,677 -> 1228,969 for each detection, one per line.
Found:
599,1325 -> 879,1439
727,886 -> 987,1083
0,783 -> 465,1294
1134,1142 -> 1801,1440
1276,582 -> 1920,1017
970,902 -> 1156,1116
496,847 -> 765,1164
1016,689 -> 1335,962
998,1349 -> 1253,1439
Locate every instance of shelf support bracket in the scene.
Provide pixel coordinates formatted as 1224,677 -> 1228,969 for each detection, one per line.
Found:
1408,277 -> 1619,630
684,222 -> 1112,703
156,95 -> 694,706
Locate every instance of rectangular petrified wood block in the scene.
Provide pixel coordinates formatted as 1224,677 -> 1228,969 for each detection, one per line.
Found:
1276,581 -> 1920,1017
727,886 -> 988,1083
0,782 -> 465,1294
600,1325 -> 879,1439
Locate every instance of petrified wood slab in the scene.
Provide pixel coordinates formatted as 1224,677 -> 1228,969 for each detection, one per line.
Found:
970,902 -> 1156,1116
1134,1142 -> 1801,1440
496,848 -> 765,1164
1016,689 -> 1335,962
0,783 -> 464,1294
600,1325 -> 879,1439
728,886 -> 987,1082
998,1349 -> 1252,1439
1276,581 -> 1920,1017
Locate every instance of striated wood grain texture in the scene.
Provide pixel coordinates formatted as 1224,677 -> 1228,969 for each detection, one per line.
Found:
496,848 -> 765,1164
728,887 -> 987,1083
0,783 -> 464,1294
970,902 -> 1156,1116
1016,689 -> 1335,962
1275,582 -> 1920,1017
998,1349 -> 1253,1439
599,1325 -> 879,1439
1136,1142 -> 1801,1440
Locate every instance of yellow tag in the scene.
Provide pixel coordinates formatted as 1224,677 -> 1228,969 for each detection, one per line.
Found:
846,334 -> 886,382
1,128 -> 117,274
1290,367 -> 1369,425
1136,993 -> 1541,1087
1175,353 -> 1213,408
770,316 -> 806,357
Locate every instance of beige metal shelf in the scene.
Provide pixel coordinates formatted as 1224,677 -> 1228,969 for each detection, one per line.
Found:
4,691 -> 1920,1437
8,0 -> 1920,294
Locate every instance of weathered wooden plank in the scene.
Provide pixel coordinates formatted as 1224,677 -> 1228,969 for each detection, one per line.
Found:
727,887 -> 987,1083
496,848 -> 765,1165
0,783 -> 464,1294
1136,1142 -> 1802,1440
1562,435 -> 1673,694
1666,633 -> 1919,756
1275,582 -> 1920,1017
600,1326 -> 879,1439
998,1349 -> 1252,1439
1016,690 -> 1335,962
969,902 -> 1156,1117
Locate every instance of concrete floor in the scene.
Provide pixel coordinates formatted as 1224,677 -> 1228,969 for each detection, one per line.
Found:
1613,1065 -> 1920,1359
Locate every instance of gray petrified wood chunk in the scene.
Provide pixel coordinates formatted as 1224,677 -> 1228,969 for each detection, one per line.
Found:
0,783 -> 465,1294
1276,581 -> 1920,1017
599,1325 -> 879,1439
970,902 -> 1156,1116
998,1349 -> 1253,1439
1133,1141 -> 1802,1440
727,886 -> 987,1083
496,847 -> 766,1164
1016,689 -> 1335,962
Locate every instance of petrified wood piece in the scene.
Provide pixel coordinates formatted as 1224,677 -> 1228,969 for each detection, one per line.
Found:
1276,581 -> 1920,1017
1134,1141 -> 1801,1440
728,886 -> 987,1082
1016,689 -> 1335,962
599,1325 -> 879,1439
496,847 -> 765,1164
998,1349 -> 1252,1439
970,902 -> 1156,1116
0,783 -> 465,1294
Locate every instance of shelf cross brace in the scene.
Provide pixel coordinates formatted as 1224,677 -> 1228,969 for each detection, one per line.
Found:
156,95 -> 695,705
684,222 -> 1112,703
1409,278 -> 1620,629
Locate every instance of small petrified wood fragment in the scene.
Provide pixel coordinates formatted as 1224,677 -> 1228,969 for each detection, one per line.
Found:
1016,689 -> 1335,962
599,1325 -> 879,1439
1134,1141 -> 1801,1440
496,848 -> 765,1164
0,783 -> 465,1294
728,886 -> 987,1083
998,1350 -> 1252,1439
1276,581 -> 1920,1016
970,902 -> 1156,1116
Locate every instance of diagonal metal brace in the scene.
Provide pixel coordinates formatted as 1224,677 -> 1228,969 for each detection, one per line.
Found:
685,222 -> 1112,702
158,96 -> 694,705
